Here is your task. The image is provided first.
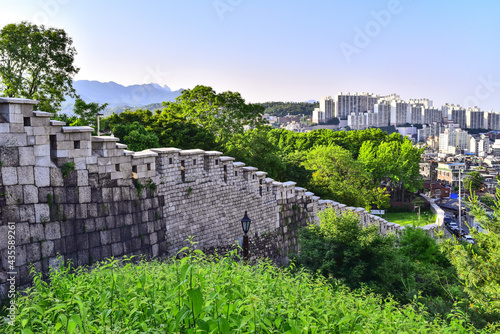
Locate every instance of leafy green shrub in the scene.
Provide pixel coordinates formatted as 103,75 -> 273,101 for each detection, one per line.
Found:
0,246 -> 484,333
61,162 -> 75,178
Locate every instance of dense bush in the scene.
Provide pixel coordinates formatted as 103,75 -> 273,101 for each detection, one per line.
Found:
0,245 -> 484,333
294,208 -> 499,330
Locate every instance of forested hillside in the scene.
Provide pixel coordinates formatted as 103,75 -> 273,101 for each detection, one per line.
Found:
257,101 -> 318,117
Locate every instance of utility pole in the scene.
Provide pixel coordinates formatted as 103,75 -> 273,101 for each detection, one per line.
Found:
458,167 -> 462,233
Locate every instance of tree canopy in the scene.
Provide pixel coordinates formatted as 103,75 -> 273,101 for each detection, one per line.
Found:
446,189 -> 500,314
167,85 -> 265,145
463,171 -> 485,191
0,22 -> 79,113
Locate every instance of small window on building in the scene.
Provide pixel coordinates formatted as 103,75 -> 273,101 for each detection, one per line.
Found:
215,159 -> 219,166
132,165 -> 137,173
169,157 -> 173,164
115,164 -> 120,172
74,140 -> 80,149
252,175 -> 255,180
147,163 -> 151,171
23,117 -> 31,126
193,159 -> 196,165
235,171 -> 238,177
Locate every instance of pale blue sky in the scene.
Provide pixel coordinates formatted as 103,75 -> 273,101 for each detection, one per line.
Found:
2,0 -> 500,109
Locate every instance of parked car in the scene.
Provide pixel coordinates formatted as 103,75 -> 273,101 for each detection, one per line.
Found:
448,222 -> 458,230
463,235 -> 476,244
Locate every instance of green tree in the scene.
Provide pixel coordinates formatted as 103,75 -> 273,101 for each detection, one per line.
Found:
303,145 -> 373,208
111,121 -> 159,151
463,171 -> 485,191
370,187 -> 390,213
0,22 -> 79,113
69,98 -> 108,133
170,85 -> 265,145
224,126 -> 287,181
446,189 -> 500,313
479,194 -> 496,208
296,208 -> 409,296
103,108 -> 218,151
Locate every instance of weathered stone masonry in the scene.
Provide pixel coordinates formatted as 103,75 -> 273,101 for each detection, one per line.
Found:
0,97 -> 407,298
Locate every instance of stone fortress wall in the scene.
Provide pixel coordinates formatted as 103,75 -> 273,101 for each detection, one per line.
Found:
0,97 -> 426,298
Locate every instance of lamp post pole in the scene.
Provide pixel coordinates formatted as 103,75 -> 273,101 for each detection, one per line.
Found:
458,167 -> 462,233
97,113 -> 104,136
240,211 -> 252,260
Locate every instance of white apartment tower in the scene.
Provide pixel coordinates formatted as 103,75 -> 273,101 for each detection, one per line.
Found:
466,107 -> 485,129
320,96 -> 334,121
439,128 -> 468,154
335,92 -> 382,120
423,107 -> 442,124
390,99 -> 409,126
485,111 -> 500,131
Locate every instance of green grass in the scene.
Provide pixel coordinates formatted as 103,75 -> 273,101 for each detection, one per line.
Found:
385,209 -> 436,226
1,244 -> 485,333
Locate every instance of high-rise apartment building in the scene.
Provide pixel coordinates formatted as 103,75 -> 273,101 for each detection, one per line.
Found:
408,104 -> 423,124
335,92 -> 383,120
374,100 -> 391,127
423,107 -> 442,124
408,98 -> 432,108
466,107 -> 485,129
442,104 -> 466,128
320,96 -> 334,121
439,128 -> 468,154
485,111 -> 500,131
390,99 -> 409,126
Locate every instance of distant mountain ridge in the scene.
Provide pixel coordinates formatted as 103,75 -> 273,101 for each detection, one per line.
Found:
62,80 -> 183,114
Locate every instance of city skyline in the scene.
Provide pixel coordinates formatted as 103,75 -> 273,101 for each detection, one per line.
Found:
2,1 -> 500,110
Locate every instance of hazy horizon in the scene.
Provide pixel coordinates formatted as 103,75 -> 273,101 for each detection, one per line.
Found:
2,0 -> 500,110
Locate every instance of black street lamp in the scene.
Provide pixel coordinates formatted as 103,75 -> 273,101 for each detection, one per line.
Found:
240,211 -> 252,259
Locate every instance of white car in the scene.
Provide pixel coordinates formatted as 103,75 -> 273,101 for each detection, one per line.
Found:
464,235 -> 475,244
448,222 -> 458,230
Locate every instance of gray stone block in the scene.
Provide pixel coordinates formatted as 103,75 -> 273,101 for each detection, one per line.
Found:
30,223 -> 45,242
0,147 -> 19,166
101,245 -> 111,259
79,186 -> 91,203
77,170 -> 89,186
34,144 -> 50,156
34,167 -> 50,187
15,223 -> 30,245
45,222 -> 61,240
35,155 -> 52,167
111,229 -> 121,243
23,185 -> 38,204
34,203 -> 50,223
0,226 -> 8,251
111,243 -> 123,257
2,206 -> 20,222
15,245 -> 27,267
89,232 -> 101,248
77,250 -> 89,266
41,240 -> 55,258
19,146 -> 35,165
1,167 -> 18,185
76,234 -> 89,249
50,168 -> 64,187
84,219 -> 96,233
76,204 -> 88,219
26,243 -> 41,263
100,230 -> 111,245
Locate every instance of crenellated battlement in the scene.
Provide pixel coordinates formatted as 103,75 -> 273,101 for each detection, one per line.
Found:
0,98 -> 438,297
